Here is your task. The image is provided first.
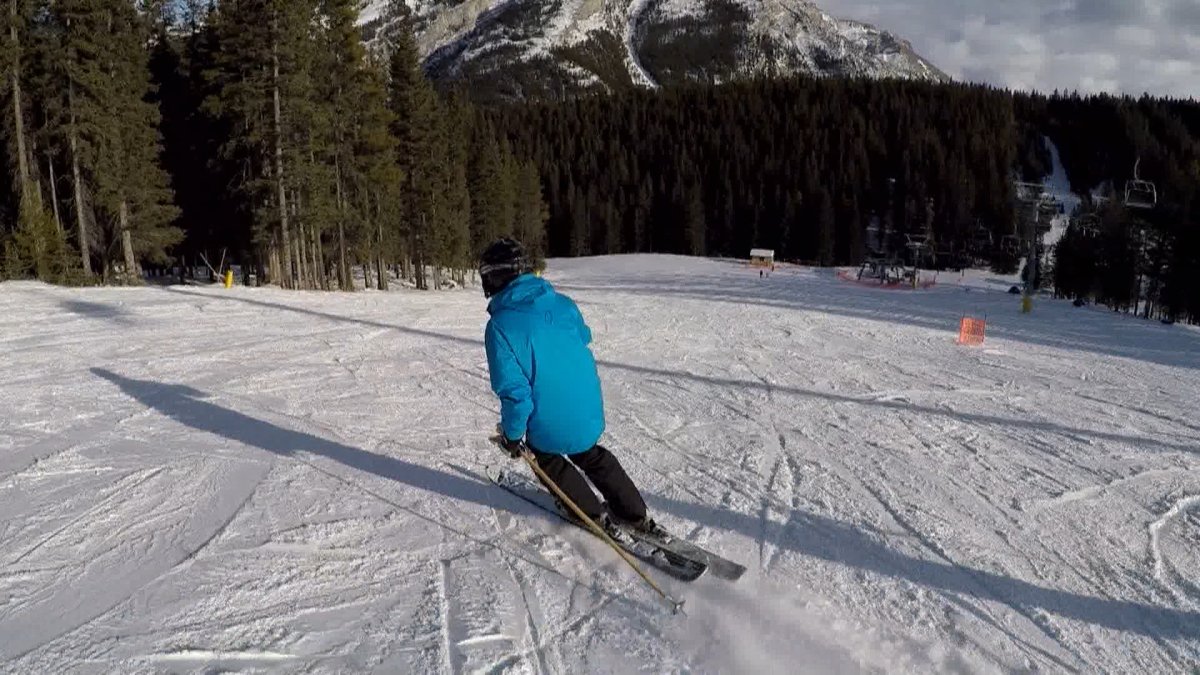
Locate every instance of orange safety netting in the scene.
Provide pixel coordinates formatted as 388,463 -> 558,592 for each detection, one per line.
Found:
957,317 -> 986,345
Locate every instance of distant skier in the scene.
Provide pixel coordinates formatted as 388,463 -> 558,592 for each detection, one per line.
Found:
479,237 -> 666,541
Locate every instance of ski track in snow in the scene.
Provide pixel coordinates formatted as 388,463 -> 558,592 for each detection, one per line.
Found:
1148,494 -> 1200,603
2,257 -> 1200,672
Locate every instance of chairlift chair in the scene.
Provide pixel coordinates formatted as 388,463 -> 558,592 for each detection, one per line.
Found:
905,234 -> 931,259
970,222 -> 992,253
857,259 -> 883,282
1125,181 -> 1157,209
1013,182 -> 1042,202
1124,159 -> 1157,210
1076,215 -> 1100,237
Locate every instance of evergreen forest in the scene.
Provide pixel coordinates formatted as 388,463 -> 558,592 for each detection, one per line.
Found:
1,1 -> 1197,323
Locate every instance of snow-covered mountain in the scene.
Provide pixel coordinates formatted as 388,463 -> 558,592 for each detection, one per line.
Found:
359,0 -> 948,100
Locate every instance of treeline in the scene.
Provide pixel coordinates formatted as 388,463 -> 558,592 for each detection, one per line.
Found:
1051,201 -> 1200,323
0,0 -> 179,283
1029,95 -> 1200,323
489,80 -> 1200,323
1,2 -> 1197,323
0,0 -> 546,289
490,80 -> 1019,265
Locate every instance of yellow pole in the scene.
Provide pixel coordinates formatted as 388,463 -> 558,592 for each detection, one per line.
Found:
224,269 -> 233,289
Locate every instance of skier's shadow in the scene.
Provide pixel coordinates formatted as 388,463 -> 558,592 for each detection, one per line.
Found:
59,299 -> 133,325
90,368 -> 517,514
90,368 -> 671,615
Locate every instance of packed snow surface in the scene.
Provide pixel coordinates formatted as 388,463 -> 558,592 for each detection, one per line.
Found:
2,256 -> 1199,673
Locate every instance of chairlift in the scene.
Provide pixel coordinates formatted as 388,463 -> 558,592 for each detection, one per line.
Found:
970,221 -> 992,250
1013,182 -> 1044,202
858,259 -> 905,285
1124,158 -> 1157,210
1075,214 -> 1099,237
1001,234 -> 1021,254
857,259 -> 885,283
1034,195 -> 1062,218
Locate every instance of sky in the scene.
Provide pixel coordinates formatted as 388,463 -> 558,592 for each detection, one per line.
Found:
819,0 -> 1200,98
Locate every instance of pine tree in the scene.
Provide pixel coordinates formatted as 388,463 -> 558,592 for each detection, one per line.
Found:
1051,222 -> 1097,301
321,0 -> 382,290
25,1 -> 66,237
845,195 -> 864,264
568,182 -> 588,256
3,198 -> 71,281
513,160 -> 548,265
4,0 -> 34,205
469,120 -> 515,248
102,2 -> 181,278
816,190 -> 835,266
21,0 -> 177,282
1,0 -> 75,281
1096,205 -> 1139,312
682,181 -> 705,256
384,2 -> 444,289
149,2 -> 250,274
208,0 -> 316,288
632,176 -> 651,253
57,0 -> 108,278
359,53 -> 402,290
442,91 -> 473,279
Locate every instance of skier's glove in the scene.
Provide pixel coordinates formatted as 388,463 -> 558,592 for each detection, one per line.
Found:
497,436 -> 528,459
491,426 -> 527,459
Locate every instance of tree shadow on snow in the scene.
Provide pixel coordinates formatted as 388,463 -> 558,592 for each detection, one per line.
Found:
648,492 -> 1200,642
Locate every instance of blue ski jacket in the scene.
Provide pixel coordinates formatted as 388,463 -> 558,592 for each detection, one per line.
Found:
484,274 -> 604,455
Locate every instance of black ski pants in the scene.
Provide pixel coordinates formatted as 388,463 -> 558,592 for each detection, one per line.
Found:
531,445 -> 647,523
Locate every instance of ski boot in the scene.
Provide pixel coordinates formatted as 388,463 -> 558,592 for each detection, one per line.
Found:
623,516 -> 672,542
598,513 -> 635,545
553,501 -> 633,545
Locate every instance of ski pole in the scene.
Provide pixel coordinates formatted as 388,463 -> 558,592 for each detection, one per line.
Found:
516,448 -> 685,615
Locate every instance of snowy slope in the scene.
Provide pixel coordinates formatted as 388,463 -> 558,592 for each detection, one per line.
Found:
2,257 -> 1200,672
359,0 -> 948,100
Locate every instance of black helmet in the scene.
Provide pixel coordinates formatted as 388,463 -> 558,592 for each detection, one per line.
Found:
479,237 -> 531,298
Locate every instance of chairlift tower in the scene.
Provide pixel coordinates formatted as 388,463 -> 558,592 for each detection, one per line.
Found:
1013,181 -> 1063,308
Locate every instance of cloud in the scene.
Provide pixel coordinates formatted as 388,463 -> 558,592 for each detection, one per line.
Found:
818,0 -> 1200,98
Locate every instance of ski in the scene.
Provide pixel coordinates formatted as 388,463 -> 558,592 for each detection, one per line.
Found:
623,526 -> 746,582
487,467 -> 707,582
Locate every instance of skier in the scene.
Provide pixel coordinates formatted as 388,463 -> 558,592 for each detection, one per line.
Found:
479,237 -> 666,542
